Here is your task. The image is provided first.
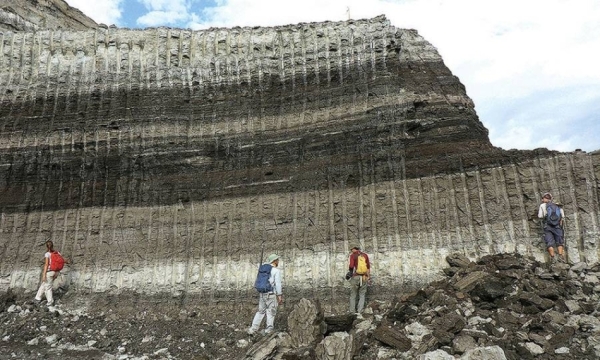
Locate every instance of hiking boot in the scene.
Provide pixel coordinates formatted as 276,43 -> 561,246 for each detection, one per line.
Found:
557,255 -> 567,264
246,328 -> 257,336
262,327 -> 274,335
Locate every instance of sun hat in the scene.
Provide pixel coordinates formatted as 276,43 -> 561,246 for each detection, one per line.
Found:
542,192 -> 552,200
266,254 -> 279,263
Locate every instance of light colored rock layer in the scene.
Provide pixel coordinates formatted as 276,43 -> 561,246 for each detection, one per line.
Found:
1,152 -> 599,294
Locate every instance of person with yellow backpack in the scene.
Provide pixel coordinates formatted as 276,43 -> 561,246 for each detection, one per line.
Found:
346,246 -> 371,314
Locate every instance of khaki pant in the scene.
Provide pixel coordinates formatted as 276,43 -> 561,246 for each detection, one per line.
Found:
35,271 -> 56,305
250,293 -> 278,332
349,275 -> 368,313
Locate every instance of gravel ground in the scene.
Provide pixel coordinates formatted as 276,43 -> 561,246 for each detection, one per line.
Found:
0,289 -> 295,360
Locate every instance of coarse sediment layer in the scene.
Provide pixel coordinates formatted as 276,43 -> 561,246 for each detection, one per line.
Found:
1,15 -> 598,299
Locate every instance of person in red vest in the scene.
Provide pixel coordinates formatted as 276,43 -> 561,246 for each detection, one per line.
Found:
347,246 -> 370,314
35,240 -> 68,306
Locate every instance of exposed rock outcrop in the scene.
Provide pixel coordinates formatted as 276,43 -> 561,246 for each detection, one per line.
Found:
0,1 -> 598,301
0,0 -> 97,32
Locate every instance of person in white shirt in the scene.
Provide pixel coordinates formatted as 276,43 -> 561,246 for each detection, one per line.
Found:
538,193 -> 566,263
35,240 -> 68,305
248,254 -> 283,335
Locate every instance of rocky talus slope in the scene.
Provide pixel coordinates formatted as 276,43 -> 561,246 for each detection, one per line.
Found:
2,253 -> 600,359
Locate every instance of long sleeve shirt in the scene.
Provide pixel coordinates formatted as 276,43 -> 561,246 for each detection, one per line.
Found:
269,266 -> 283,295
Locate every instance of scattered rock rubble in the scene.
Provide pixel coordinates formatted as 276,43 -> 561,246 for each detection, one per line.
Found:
246,253 -> 600,359
2,253 -> 600,359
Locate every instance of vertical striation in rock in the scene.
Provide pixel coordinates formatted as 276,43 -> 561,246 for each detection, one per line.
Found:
0,6 -> 598,299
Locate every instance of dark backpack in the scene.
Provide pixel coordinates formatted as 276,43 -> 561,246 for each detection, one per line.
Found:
254,264 -> 273,293
49,251 -> 65,271
546,202 -> 562,227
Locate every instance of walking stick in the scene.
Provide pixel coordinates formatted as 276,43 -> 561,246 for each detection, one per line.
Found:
561,219 -> 568,264
539,220 -> 546,259
258,241 -> 265,268
555,201 -> 567,264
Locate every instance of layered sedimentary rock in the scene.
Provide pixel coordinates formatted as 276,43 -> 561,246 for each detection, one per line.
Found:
0,0 -> 97,32
0,11 -> 599,299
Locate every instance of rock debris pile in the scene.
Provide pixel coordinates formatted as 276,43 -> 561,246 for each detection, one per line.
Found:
248,253 -> 600,359
2,252 -> 600,359
0,292 -> 261,360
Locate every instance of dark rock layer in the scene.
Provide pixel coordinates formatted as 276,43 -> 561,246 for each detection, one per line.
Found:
0,2 -> 598,298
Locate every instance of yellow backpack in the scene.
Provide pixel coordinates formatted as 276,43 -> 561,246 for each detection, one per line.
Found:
355,253 -> 368,275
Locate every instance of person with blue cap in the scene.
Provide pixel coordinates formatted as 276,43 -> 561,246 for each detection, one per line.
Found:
247,253 -> 283,335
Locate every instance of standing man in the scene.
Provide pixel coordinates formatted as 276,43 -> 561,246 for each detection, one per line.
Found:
347,246 -> 370,314
248,254 -> 283,335
35,240 -> 67,306
538,192 -> 566,263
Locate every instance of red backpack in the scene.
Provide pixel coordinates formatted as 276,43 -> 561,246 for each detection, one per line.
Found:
49,251 -> 65,271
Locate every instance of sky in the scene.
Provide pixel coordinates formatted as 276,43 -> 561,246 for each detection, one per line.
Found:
64,0 -> 600,152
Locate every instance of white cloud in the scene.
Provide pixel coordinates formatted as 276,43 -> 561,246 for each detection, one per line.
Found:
65,0 -> 123,26
136,0 -> 193,26
491,122 -> 536,151
140,0 -> 188,12
191,0 -> 391,29
137,10 -> 190,27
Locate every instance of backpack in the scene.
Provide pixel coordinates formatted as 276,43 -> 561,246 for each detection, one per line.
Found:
546,202 -> 562,227
355,253 -> 368,275
254,264 -> 273,293
49,251 -> 65,272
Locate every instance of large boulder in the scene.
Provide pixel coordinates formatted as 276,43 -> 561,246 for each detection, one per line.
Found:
461,346 -> 507,360
315,332 -> 354,360
372,322 -> 411,351
287,298 -> 325,348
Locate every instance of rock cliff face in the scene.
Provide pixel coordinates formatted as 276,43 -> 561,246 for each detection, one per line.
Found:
0,8 -> 599,300
0,0 -> 97,32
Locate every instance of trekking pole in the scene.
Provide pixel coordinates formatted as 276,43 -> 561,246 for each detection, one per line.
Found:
539,220 -> 548,262
258,240 -> 265,268
562,219 -> 568,264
